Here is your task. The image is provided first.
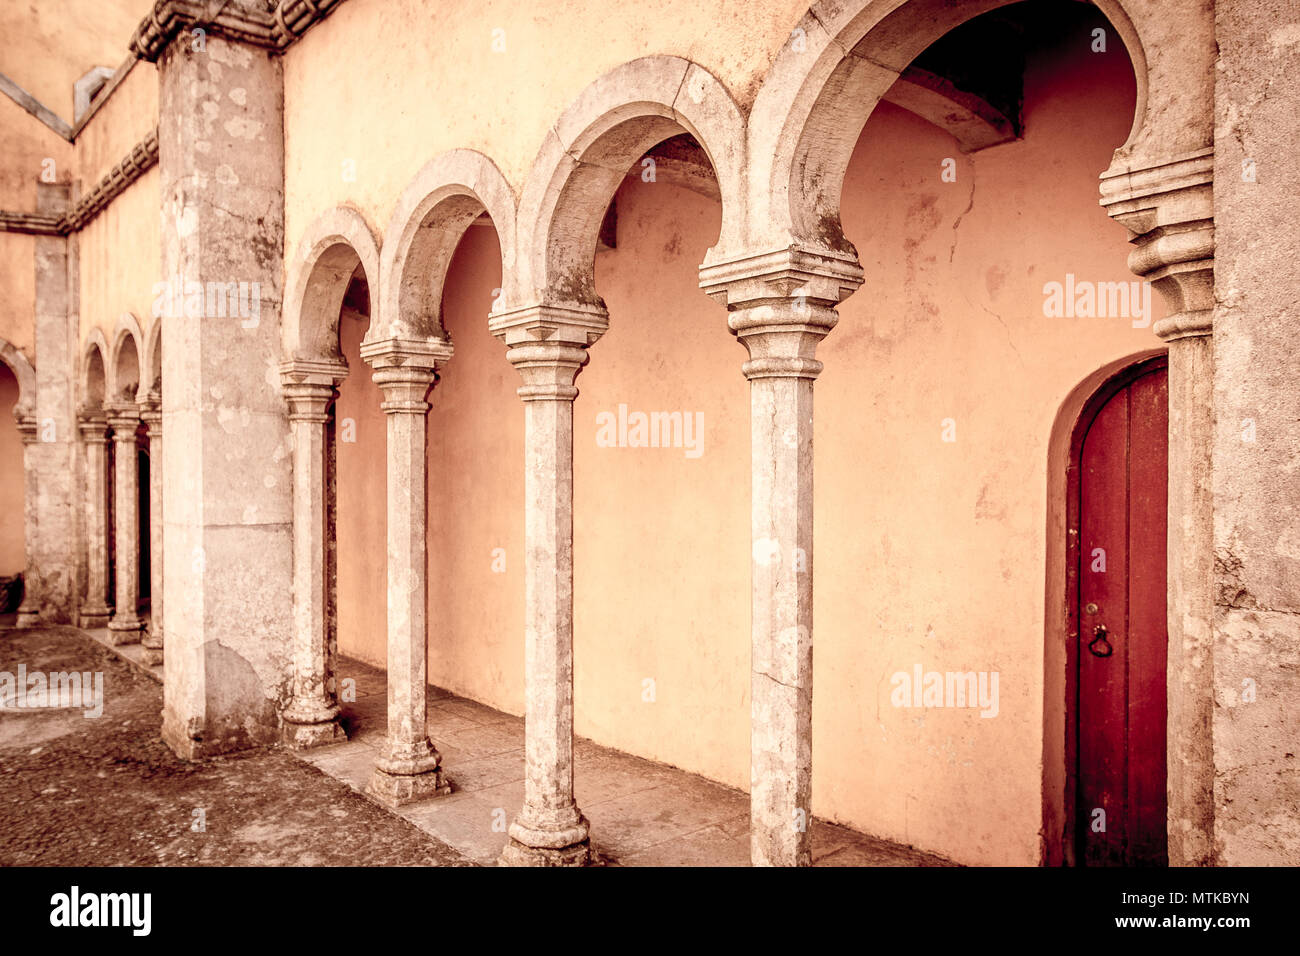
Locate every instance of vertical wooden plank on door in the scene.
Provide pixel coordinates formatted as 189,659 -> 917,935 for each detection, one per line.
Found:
1126,370 -> 1169,865
1079,388 -> 1131,865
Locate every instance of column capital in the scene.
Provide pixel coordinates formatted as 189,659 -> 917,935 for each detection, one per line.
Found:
105,403 -> 142,439
488,301 -> 609,350
504,343 -> 590,402
77,409 -> 110,444
279,360 -> 346,422
138,393 -> 162,431
698,245 -> 864,312
1100,148 -> 1214,342
359,336 -> 453,373
16,414 -> 39,445
699,246 -> 863,381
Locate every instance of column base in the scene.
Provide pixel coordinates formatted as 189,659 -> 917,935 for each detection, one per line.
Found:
107,617 -> 145,644
79,607 -> 112,629
499,813 -> 593,867
282,699 -> 346,749
282,718 -> 345,749
365,766 -> 452,807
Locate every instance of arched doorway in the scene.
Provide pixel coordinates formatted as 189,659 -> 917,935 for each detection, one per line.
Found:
1064,354 -> 1168,865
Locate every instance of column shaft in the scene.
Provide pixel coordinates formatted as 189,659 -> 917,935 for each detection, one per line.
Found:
499,341 -> 592,867
282,377 -> 345,747
746,358 -> 817,866
364,363 -> 449,804
107,409 -> 144,641
140,404 -> 164,664
79,416 -> 112,627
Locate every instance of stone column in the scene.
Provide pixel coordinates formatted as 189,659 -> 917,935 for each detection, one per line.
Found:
106,404 -> 145,641
700,248 -> 862,867
13,415 -> 41,627
1100,151 -> 1215,866
139,398 -> 164,663
360,341 -> 453,804
77,410 -> 113,629
149,18 -> 294,758
280,363 -> 347,748
16,182 -> 79,624
490,304 -> 607,867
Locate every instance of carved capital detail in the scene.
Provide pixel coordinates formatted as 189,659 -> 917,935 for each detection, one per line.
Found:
698,245 -> 864,312
700,245 -> 863,379
105,403 -> 143,441
488,302 -> 609,351
1100,148 -> 1214,342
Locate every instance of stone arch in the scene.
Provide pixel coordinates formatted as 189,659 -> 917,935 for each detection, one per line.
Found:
514,56 -> 746,306
81,329 -> 110,411
746,0 -> 1166,253
282,205 -> 382,366
141,319 -> 163,399
109,313 -> 145,404
370,149 -> 518,346
0,338 -> 36,421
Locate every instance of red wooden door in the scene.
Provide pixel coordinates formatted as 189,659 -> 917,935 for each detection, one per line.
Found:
1077,363 -> 1168,866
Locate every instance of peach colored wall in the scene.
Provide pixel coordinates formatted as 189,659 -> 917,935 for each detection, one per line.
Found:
334,16 -> 1159,868
297,2 -> 1163,866
78,166 -> 160,354
0,90 -> 72,364
75,61 -> 158,187
0,0 -> 152,122
281,0 -> 809,252
812,29 -> 1160,865
423,225 -> 526,706
0,366 -> 23,575
336,308 -> 387,669
576,183 -> 750,781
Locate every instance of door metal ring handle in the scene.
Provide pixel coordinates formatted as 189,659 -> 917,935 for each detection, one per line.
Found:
1088,624 -> 1113,658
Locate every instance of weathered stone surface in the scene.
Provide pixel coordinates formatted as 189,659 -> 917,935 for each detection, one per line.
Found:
1210,0 -> 1300,866
156,33 -> 293,760
358,344 -> 453,805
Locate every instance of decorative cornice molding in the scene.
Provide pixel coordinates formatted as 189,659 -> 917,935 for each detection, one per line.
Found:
0,129 -> 159,236
131,0 -> 348,62
1100,148 -> 1215,342
65,129 -> 159,232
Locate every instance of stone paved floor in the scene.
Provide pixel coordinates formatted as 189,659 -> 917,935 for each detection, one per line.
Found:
0,627 -> 470,866
309,655 -> 954,867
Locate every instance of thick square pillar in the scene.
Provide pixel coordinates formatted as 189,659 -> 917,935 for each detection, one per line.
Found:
17,183 -> 80,624
154,26 -> 293,759
1209,0 -> 1300,865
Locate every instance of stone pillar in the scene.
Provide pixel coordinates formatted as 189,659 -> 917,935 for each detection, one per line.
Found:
280,363 -> 347,748
139,398 -> 164,663
16,182 -> 79,624
77,410 -> 113,629
359,342 -> 453,804
106,405 -> 145,640
490,304 -> 608,867
700,248 -> 862,867
1208,0 -> 1300,865
1100,150 -> 1215,866
153,20 -> 293,758
13,415 -> 40,627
